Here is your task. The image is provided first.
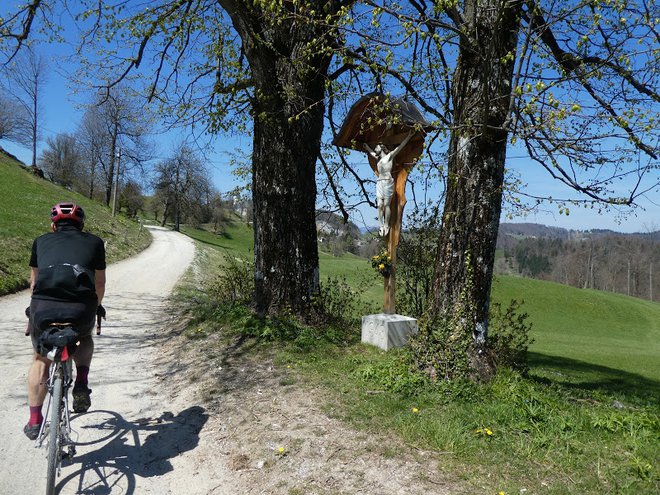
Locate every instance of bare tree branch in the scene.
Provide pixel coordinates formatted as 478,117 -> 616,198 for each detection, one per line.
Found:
0,0 -> 43,64
527,2 -> 659,159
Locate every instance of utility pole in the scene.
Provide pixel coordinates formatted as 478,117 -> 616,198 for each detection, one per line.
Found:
111,148 -> 121,217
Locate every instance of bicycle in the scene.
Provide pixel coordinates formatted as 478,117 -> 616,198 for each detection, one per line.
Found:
33,325 -> 80,495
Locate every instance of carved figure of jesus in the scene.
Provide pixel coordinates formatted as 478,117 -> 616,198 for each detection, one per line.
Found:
364,131 -> 413,236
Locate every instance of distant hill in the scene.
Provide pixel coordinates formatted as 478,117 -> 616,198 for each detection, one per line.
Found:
498,222 -> 659,248
316,210 -> 361,238
315,210 -> 380,258
498,222 -> 570,240
496,223 -> 659,302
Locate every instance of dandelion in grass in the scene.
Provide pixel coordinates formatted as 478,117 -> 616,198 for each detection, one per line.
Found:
475,427 -> 494,437
411,407 -> 419,414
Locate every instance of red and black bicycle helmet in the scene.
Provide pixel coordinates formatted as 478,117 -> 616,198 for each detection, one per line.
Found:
51,202 -> 85,226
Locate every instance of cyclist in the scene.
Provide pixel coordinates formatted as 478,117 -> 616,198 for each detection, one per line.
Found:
24,203 -> 106,440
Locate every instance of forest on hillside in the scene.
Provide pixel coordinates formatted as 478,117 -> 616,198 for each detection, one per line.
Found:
496,227 -> 659,302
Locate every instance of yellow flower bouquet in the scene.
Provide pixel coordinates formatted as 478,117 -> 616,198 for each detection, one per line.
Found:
371,250 -> 393,276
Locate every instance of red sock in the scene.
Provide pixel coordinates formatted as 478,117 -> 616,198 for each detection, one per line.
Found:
29,405 -> 43,427
75,365 -> 90,389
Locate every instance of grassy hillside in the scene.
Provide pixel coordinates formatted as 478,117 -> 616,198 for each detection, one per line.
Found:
493,275 -> 660,394
180,216 -> 254,254
0,152 -> 151,295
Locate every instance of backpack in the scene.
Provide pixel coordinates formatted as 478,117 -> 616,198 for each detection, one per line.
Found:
33,263 -> 96,300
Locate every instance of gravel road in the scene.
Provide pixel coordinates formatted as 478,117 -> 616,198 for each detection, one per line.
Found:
0,226 -> 233,494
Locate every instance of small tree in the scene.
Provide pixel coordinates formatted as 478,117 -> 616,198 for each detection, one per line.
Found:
0,93 -> 31,146
2,47 -> 46,167
119,180 -> 144,218
79,89 -> 153,207
396,204 -> 441,319
38,133 -> 83,189
208,191 -> 228,234
76,105 -> 110,200
153,145 -> 212,232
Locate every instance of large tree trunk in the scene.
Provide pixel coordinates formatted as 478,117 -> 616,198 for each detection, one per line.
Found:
224,1 -> 335,317
251,88 -> 323,316
429,0 -> 523,378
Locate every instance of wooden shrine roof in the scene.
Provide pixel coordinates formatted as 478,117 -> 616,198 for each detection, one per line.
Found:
332,92 -> 434,173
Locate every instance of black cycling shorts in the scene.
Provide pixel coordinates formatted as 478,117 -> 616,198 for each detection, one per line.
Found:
29,298 -> 96,352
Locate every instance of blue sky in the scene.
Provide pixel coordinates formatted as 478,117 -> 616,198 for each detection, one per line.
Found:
2,65 -> 658,234
1,4 -> 657,234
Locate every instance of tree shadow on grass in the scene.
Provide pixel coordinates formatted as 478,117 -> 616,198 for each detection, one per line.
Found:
185,226 -> 234,241
529,351 -> 660,406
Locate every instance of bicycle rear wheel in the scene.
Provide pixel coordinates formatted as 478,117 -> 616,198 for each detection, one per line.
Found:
46,368 -> 63,495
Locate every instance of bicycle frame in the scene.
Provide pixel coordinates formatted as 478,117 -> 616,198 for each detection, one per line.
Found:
35,349 -> 76,495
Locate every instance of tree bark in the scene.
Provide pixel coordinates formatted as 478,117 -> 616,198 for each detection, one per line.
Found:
105,131 -> 118,207
223,1 -> 336,316
430,0 -> 523,377
88,161 -> 96,199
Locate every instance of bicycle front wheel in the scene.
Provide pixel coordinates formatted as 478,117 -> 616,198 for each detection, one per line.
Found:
46,369 -> 63,495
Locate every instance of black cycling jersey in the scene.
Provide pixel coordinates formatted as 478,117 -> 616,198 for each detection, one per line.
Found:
29,225 -> 106,302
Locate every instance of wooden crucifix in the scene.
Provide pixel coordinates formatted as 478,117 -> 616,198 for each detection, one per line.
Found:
333,93 -> 431,314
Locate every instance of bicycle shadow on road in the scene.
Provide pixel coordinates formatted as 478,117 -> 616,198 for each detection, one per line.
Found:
57,406 -> 208,494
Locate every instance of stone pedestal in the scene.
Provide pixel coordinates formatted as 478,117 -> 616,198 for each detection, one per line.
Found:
361,313 -> 418,351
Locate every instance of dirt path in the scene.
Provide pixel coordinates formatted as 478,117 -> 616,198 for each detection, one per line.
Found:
0,226 -> 458,494
161,339 -> 459,495
0,226 -> 228,494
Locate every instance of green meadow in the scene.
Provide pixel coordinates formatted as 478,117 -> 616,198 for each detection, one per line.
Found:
179,221 -> 659,494
182,220 -> 659,389
494,276 -> 659,391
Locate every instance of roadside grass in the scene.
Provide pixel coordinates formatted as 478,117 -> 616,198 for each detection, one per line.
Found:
178,222 -> 660,494
286,346 -> 658,494
180,221 -> 382,309
0,153 -> 151,295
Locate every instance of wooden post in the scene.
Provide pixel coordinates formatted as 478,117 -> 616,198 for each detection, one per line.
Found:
383,167 -> 410,314
384,271 -> 395,314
